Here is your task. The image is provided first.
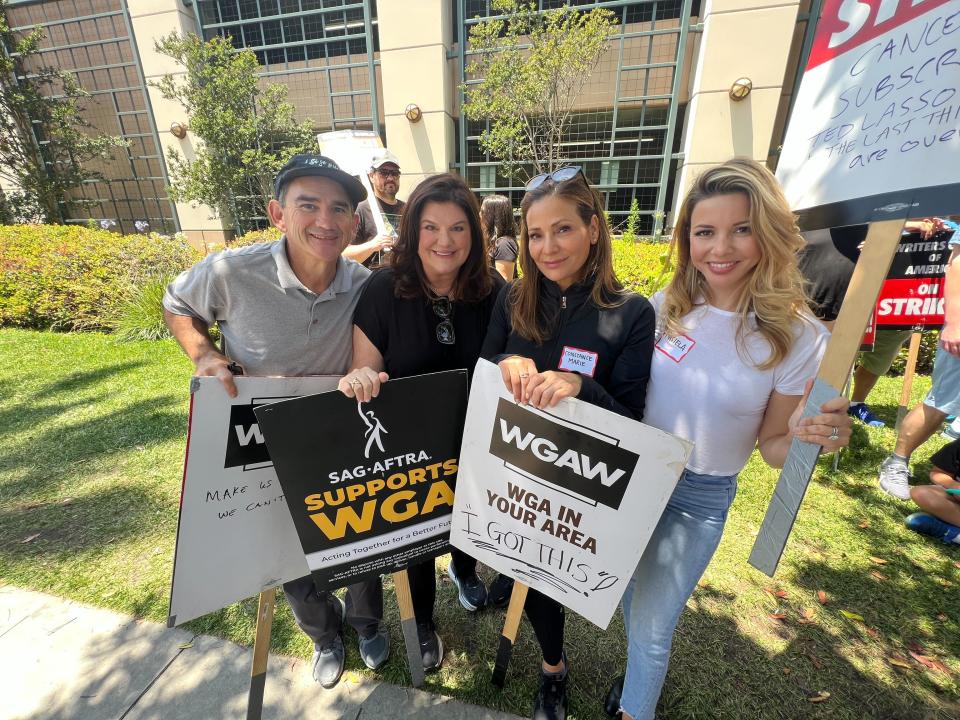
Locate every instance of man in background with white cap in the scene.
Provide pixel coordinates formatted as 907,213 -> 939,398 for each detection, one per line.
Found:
344,148 -> 405,268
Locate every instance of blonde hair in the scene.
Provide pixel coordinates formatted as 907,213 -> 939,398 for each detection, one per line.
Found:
510,173 -> 626,344
661,158 -> 809,370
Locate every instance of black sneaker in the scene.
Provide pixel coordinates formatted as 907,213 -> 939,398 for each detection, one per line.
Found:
604,675 -> 624,717
488,573 -> 515,609
447,562 -> 488,611
416,620 -> 444,671
533,671 -> 568,720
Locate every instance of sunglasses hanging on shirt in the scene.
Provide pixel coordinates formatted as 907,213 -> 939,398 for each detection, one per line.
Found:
431,296 -> 455,345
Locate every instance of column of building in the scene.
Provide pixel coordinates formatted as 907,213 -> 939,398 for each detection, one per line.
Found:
675,0 -> 802,201
375,0 -> 457,195
127,0 -> 232,250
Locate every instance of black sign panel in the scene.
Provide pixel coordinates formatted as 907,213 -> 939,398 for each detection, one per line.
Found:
488,399 -> 638,510
223,402 -> 269,468
254,371 -> 468,591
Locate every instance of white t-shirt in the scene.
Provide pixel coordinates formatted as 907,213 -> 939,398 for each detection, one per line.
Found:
643,292 -> 829,476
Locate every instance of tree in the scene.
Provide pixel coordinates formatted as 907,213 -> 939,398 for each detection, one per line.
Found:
461,0 -> 617,181
0,1 -> 126,224
153,33 -> 315,235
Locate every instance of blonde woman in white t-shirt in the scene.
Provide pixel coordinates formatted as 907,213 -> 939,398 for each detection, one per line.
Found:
607,158 -> 853,720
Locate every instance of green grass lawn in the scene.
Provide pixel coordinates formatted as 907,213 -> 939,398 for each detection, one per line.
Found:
1,328 -> 958,719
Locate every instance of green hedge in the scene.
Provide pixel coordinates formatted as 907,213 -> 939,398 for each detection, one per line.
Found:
0,223 -> 935,376
230,227 -> 281,247
888,329 -> 938,377
0,225 -> 201,331
613,236 -> 672,297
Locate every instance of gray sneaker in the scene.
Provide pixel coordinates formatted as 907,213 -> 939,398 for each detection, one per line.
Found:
311,595 -> 346,688
358,624 -> 390,670
879,457 -> 911,500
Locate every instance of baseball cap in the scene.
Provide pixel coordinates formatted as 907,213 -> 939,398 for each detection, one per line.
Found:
370,148 -> 401,171
273,154 -> 367,207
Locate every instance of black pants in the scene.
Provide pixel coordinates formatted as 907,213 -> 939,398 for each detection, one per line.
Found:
282,575 -> 383,646
525,588 -> 565,666
407,548 -> 476,624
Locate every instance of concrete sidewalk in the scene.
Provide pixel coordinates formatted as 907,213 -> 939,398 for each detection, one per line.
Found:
0,586 -> 523,720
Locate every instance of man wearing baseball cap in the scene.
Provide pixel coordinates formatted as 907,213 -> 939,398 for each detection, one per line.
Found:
163,154 -> 388,689
344,148 -> 405,268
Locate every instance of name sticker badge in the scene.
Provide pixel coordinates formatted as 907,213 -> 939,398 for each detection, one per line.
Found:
558,345 -> 599,377
656,334 -> 696,363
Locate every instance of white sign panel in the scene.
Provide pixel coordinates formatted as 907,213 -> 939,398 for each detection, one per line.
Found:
450,360 -> 692,629
168,376 -> 339,626
777,0 -> 959,229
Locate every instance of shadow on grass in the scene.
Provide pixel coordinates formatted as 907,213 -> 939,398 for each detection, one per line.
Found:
0,360 -> 186,500
0,484 -> 167,558
668,591 -> 959,720
0,361 -> 147,435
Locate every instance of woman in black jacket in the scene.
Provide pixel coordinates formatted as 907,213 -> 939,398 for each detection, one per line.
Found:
481,167 -> 655,720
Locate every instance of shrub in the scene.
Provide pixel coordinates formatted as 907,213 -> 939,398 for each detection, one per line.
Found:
114,274 -> 177,341
888,329 -> 939,376
0,225 -> 201,331
612,237 -> 673,298
622,198 -> 641,243
229,226 -> 281,248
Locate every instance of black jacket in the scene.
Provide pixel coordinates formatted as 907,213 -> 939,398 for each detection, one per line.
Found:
480,278 -> 655,421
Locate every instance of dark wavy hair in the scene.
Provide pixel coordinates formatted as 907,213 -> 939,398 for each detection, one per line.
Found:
480,194 -> 517,246
391,172 -> 493,302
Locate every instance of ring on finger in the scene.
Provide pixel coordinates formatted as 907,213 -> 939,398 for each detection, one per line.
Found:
519,373 -> 529,379
828,426 -> 840,441
349,378 -> 361,386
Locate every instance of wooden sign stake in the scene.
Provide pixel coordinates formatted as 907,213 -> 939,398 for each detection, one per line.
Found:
491,580 -> 529,687
246,588 -> 276,720
895,331 -> 922,432
392,570 -> 425,688
749,218 -> 906,576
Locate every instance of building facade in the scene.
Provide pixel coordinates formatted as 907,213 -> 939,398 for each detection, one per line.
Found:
3,0 -> 819,245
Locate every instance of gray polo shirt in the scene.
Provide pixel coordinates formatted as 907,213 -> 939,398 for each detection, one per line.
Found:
163,238 -> 370,377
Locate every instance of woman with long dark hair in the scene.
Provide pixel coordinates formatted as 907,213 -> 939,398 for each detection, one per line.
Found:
338,172 -> 504,671
481,193 -> 519,281
482,167 -> 656,720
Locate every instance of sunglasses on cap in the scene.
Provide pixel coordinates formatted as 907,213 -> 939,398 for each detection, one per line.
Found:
525,166 -> 585,192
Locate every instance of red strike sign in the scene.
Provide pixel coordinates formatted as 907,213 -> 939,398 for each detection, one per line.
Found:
875,278 -> 945,327
807,0 -> 956,72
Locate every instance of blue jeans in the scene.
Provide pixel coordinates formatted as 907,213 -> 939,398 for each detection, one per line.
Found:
620,469 -> 738,719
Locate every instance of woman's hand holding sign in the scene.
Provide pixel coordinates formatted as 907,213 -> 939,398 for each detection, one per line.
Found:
498,355 -> 539,403
525,371 -> 582,409
338,366 -> 390,404
498,356 -> 582,409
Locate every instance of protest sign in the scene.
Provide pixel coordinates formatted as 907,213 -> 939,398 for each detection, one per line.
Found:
776,0 -> 959,230
874,228 -> 955,329
450,360 -> 691,629
317,129 -> 391,237
168,376 -> 338,627
254,370 -> 468,592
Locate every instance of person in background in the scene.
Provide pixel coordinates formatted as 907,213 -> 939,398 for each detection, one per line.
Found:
606,158 -> 851,720
338,172 -> 504,671
800,219 -> 957,428
163,154 -> 388,690
483,166 -> 656,720
481,193 -> 519,281
905,436 -> 960,544
344,148 -> 405,268
878,223 -> 960,500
